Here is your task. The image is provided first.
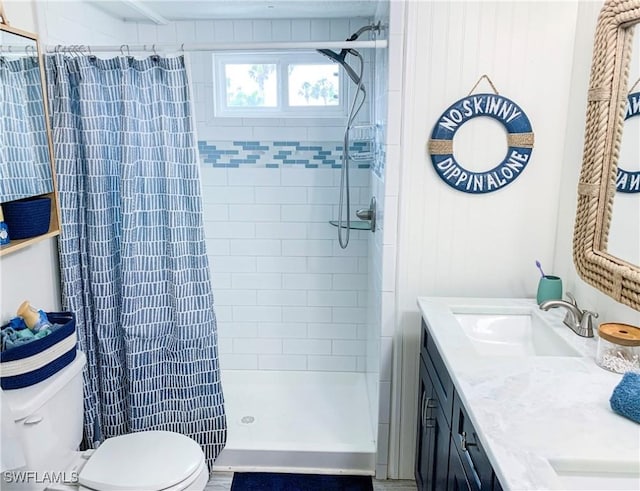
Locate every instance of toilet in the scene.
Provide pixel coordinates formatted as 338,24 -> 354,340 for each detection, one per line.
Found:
1,351 -> 209,491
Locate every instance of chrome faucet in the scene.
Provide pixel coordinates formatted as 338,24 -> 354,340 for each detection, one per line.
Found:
539,293 -> 598,338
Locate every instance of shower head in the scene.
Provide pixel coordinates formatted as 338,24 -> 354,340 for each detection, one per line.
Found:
317,48 -> 362,86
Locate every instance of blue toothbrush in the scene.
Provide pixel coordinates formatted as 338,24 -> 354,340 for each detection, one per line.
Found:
535,260 -> 545,278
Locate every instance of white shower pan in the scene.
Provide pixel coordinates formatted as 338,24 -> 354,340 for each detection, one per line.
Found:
212,370 -> 376,475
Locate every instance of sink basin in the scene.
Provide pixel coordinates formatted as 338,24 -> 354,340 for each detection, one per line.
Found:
548,458 -> 640,490
454,311 -> 581,357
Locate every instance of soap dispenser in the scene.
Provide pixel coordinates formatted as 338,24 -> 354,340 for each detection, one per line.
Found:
0,205 -> 9,246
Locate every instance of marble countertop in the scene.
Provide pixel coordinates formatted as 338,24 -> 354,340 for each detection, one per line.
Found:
417,297 -> 640,491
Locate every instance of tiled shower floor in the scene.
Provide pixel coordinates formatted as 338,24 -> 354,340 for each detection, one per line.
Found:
212,370 -> 376,475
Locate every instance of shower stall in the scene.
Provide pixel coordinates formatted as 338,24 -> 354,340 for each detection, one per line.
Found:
202,20 -> 387,475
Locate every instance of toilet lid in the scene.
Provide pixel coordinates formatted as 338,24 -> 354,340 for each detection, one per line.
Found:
79,431 -> 205,491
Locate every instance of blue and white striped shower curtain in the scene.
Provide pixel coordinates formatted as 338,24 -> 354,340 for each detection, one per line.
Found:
45,54 -> 226,465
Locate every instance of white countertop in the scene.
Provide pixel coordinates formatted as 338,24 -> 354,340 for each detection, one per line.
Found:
417,297 -> 640,491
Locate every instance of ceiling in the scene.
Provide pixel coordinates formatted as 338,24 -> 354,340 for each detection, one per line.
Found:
88,0 -> 380,22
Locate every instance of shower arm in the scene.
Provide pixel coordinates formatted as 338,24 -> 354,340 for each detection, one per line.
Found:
347,22 -> 382,42
316,22 -> 382,86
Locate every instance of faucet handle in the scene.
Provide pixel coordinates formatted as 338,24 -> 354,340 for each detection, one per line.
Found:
566,292 -> 578,308
580,310 -> 598,338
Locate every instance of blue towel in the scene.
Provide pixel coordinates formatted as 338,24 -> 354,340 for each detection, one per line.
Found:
610,371 -> 640,424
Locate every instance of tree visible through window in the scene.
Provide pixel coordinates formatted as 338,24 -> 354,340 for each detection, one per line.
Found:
225,63 -> 277,107
214,53 -> 346,117
289,64 -> 339,106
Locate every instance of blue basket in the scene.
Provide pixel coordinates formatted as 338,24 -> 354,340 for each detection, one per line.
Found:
0,312 -> 77,390
3,196 -> 51,240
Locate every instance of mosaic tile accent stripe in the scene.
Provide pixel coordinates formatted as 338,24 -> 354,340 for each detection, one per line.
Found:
198,140 -> 371,169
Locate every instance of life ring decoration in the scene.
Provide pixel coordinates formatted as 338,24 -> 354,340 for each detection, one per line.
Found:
428,94 -> 534,194
616,92 -> 640,193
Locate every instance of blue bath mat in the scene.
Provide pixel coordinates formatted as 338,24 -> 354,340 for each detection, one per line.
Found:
230,472 -> 374,490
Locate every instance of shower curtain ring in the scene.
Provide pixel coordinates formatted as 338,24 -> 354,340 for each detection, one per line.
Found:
152,44 -> 157,55
120,44 -> 130,57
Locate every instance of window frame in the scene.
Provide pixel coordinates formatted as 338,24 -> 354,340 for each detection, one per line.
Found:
212,51 -> 347,118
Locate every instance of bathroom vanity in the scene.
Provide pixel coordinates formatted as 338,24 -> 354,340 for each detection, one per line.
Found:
416,311 -> 502,491
415,297 -> 640,491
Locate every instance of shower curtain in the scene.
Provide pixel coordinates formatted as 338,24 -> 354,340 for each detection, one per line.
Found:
45,54 -> 226,465
0,56 -> 53,201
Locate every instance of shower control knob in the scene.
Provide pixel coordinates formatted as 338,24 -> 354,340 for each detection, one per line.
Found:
355,197 -> 376,232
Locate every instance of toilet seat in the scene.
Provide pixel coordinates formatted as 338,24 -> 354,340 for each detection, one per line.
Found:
78,431 -> 206,491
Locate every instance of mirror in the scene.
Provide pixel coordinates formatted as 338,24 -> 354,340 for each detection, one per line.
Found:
0,24 -> 54,203
608,29 -> 640,268
573,0 -> 640,311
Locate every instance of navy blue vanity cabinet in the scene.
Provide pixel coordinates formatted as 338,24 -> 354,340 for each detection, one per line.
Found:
417,319 -> 504,491
416,320 -> 455,491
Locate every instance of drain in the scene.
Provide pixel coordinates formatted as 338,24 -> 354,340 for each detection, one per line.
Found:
239,415 -> 255,425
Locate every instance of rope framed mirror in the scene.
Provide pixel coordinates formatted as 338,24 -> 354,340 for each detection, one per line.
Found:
574,0 -> 640,311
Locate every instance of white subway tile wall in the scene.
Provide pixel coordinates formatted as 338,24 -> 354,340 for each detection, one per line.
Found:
201,164 -> 371,370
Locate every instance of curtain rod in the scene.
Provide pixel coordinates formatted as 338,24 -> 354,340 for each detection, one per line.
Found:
45,39 -> 387,54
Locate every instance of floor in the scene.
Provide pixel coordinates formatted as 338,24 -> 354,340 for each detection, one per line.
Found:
213,370 -> 376,474
205,472 -> 418,490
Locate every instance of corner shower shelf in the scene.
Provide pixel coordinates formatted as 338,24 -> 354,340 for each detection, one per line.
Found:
348,124 -> 375,161
329,220 -> 372,231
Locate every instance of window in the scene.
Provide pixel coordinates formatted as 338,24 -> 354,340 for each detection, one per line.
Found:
213,52 -> 346,118
225,63 -> 277,108
288,64 -> 340,107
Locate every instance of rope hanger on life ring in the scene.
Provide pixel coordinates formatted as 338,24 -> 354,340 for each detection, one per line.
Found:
428,75 -> 535,194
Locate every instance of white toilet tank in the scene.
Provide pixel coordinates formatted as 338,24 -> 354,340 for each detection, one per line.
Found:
2,351 -> 86,472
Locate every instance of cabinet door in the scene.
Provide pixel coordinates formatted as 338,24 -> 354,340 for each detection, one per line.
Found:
415,358 -> 450,491
448,437 -> 472,491
431,393 -> 450,490
415,358 -> 433,490
452,394 -> 494,491
422,320 -> 455,424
